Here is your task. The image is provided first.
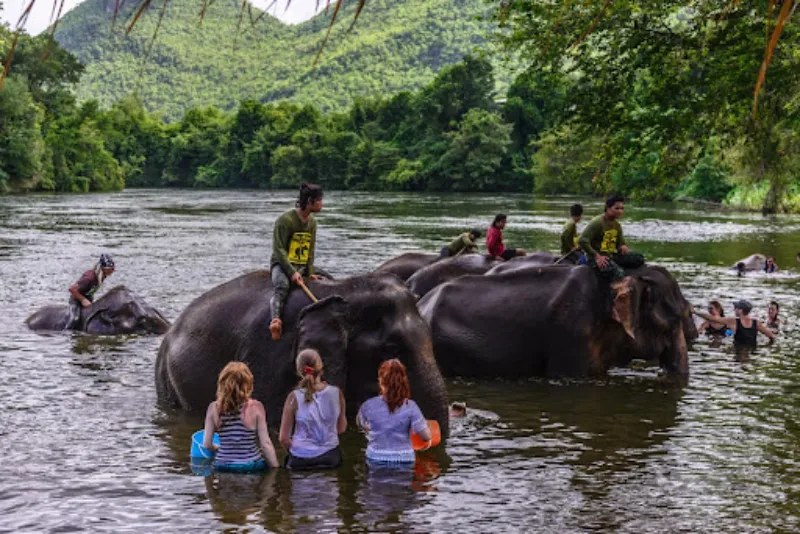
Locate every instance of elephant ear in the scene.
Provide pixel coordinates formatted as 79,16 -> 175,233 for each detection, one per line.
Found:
293,295 -> 351,388
611,277 -> 640,340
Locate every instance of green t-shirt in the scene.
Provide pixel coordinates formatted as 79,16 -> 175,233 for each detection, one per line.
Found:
270,209 -> 317,276
578,214 -> 626,258
446,233 -> 478,256
560,220 -> 579,254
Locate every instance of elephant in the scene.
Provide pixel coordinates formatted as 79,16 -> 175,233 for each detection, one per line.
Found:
26,286 -> 170,335
374,252 -> 441,281
407,254 -> 500,298
486,251 -> 566,275
732,254 -> 767,272
418,264 -> 697,379
155,271 -> 449,437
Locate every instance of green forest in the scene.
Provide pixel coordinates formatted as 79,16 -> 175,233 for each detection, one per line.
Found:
2,0 -> 800,213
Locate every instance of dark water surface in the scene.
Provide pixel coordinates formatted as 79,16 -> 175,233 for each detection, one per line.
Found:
2,190 -> 800,532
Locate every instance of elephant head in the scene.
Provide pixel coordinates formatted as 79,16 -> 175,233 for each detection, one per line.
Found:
292,275 -> 449,437
84,286 -> 170,335
611,266 -> 694,375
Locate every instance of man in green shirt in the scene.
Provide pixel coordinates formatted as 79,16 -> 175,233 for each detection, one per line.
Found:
560,204 -> 583,262
578,195 -> 644,281
440,229 -> 481,258
269,183 -> 324,340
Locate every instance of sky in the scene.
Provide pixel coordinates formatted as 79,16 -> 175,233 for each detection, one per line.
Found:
0,0 -> 319,35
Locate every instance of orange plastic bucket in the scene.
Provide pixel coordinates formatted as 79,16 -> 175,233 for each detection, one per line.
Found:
411,420 -> 441,451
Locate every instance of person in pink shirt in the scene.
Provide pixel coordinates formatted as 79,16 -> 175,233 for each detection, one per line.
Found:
486,214 -> 526,261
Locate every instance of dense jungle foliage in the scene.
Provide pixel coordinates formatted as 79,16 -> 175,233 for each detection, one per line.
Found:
2,0 -> 799,212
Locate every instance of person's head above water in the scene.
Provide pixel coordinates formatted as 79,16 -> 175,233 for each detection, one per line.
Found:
297,183 -> 323,213
216,361 -> 254,414
736,262 -> 746,277
469,228 -> 482,241
707,300 -> 724,317
733,300 -> 753,317
97,253 -> 115,278
296,349 -> 324,403
378,359 -> 411,413
492,214 -> 507,230
768,301 -> 780,319
570,203 -> 584,221
604,194 -> 625,220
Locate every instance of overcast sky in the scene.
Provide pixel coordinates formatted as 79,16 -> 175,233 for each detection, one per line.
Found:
1,0 -> 320,35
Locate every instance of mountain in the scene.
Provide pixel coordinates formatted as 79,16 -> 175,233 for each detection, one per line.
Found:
54,0 -> 498,120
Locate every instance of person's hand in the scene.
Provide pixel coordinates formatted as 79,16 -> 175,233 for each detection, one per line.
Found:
620,245 -> 630,255
81,298 -> 91,308
290,272 -> 303,285
310,274 -> 324,281
595,255 -> 610,269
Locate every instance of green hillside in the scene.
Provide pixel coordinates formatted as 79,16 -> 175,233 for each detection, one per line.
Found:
54,0 -> 496,120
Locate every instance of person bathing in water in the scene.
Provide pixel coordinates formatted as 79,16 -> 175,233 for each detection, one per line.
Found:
766,301 -> 781,333
269,183 -> 324,340
560,203 -> 584,263
698,300 -> 729,336
66,253 -> 115,330
693,300 -> 776,346
441,229 -> 481,258
578,194 -> 644,284
203,362 -> 280,472
764,256 -> 778,273
486,214 -> 526,261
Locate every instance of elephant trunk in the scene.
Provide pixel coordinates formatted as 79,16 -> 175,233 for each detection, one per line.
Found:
660,325 -> 689,376
407,335 -> 450,439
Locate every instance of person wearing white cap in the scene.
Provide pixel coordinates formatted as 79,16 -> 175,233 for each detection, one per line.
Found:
693,299 -> 776,346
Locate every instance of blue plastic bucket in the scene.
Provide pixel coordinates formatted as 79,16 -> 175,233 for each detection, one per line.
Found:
190,430 -> 220,459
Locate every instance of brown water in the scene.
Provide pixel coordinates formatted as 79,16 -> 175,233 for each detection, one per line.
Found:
1,190 -> 800,532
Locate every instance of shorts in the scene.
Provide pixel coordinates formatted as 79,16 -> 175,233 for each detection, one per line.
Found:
285,446 -> 342,471
214,458 -> 268,473
500,249 -> 517,261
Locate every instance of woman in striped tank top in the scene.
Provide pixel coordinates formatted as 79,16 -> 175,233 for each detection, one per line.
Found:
203,362 -> 280,472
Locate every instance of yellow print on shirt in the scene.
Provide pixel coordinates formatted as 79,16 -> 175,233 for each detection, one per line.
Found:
600,229 -> 618,254
288,232 -> 312,265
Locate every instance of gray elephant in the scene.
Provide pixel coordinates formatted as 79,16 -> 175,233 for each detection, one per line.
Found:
156,271 -> 449,436
419,264 -> 696,378
407,254 -> 500,298
732,254 -> 767,272
26,286 -> 170,335
486,251 -> 566,275
374,253 -> 441,281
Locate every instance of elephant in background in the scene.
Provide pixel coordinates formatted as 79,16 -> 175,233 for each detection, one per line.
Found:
486,251 -> 566,275
732,254 -> 767,272
419,264 -> 696,379
26,286 -> 170,335
407,254 -> 500,298
374,253 -> 440,282
156,271 -> 449,437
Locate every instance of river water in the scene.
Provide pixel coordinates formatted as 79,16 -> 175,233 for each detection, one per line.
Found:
1,190 -> 799,533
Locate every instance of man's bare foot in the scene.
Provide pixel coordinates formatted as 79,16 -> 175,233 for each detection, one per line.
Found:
269,318 -> 282,340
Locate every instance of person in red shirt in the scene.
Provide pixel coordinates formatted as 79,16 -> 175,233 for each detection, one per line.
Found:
486,214 -> 526,261
66,254 -> 116,330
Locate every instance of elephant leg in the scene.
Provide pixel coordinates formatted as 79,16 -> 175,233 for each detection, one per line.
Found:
65,299 -> 82,330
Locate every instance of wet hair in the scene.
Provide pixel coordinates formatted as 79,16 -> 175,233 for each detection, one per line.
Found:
769,301 -> 780,313
296,349 -> 323,403
378,359 -> 411,413
297,183 -> 323,210
736,262 -> 746,276
492,214 -> 507,228
216,362 -> 254,414
469,228 -> 482,239
708,300 -> 724,317
605,194 -> 625,209
570,204 -> 584,217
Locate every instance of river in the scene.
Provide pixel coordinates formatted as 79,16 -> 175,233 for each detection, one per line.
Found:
1,190 -> 799,532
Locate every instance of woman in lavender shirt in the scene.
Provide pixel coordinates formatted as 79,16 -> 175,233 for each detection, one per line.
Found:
357,359 -> 432,464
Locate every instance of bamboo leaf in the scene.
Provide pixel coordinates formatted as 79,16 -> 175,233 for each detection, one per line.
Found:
752,0 -> 795,118
347,0 -> 367,33
0,31 -> 20,92
570,0 -> 612,50
127,0 -> 153,35
313,0 -> 344,66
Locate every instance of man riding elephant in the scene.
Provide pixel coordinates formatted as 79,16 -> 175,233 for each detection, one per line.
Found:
419,264 -> 695,379
579,195 -> 644,283
440,229 -> 482,258
269,183 -> 325,341
67,253 -> 116,330
156,272 -> 450,437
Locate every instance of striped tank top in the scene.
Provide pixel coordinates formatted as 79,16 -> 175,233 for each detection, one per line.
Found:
214,404 -> 262,466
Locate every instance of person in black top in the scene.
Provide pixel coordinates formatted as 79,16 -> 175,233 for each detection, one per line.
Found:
693,300 -> 776,346
698,301 -> 728,336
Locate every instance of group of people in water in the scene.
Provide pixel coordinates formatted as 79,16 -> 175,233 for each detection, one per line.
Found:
64,183 -> 791,474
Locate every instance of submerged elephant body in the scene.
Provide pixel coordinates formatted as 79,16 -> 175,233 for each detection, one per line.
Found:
419,264 -> 696,378
733,254 -> 767,272
156,271 -> 449,436
407,254 -> 500,297
26,286 -> 170,335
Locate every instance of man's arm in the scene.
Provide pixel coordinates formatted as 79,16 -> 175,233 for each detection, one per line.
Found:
757,321 -> 777,341
693,311 -> 736,328
272,216 -> 296,276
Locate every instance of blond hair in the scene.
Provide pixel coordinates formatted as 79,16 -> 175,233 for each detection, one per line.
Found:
216,362 -> 254,414
296,349 -> 323,403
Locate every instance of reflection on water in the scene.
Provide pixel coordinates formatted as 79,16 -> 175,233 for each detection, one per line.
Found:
2,190 -> 800,531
